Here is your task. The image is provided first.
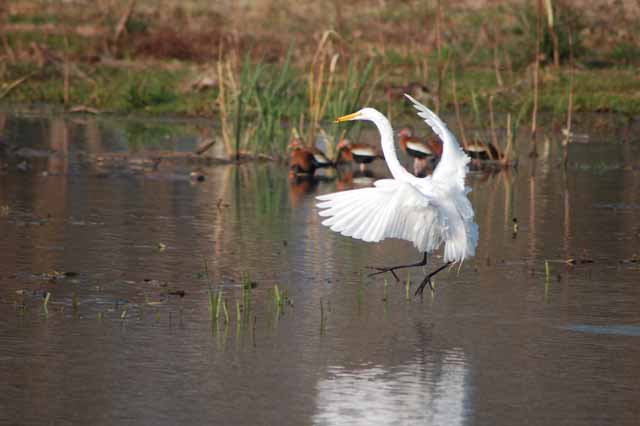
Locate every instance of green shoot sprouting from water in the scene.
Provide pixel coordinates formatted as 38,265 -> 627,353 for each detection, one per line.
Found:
405,272 -> 411,302
274,284 -> 284,308
545,260 -> 551,282
215,289 -> 223,321
222,299 -> 230,324
383,278 -> 388,302
43,292 -> 51,316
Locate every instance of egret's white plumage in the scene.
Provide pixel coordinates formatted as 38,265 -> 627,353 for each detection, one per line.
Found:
316,95 -> 478,267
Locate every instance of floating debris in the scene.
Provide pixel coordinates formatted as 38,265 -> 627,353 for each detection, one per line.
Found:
69,105 -> 100,114
566,258 -> 594,265
194,139 -> 216,155
189,171 -> 206,182
33,270 -> 76,281
619,255 -> 640,264
561,128 -> 590,143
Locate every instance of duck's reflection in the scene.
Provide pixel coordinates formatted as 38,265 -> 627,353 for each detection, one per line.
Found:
313,349 -> 468,426
288,173 -> 320,208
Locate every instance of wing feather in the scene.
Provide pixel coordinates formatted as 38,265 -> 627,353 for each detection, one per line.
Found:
316,180 -> 444,252
404,94 -> 470,191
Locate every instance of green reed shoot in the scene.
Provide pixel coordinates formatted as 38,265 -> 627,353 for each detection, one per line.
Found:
215,289 -> 223,320
43,292 -> 51,316
405,272 -> 411,301
545,260 -> 551,282
324,58 -> 377,154
222,299 -> 230,324
207,289 -> 215,318
383,278 -> 388,302
251,43 -> 301,157
236,299 -> 241,323
274,285 -> 282,307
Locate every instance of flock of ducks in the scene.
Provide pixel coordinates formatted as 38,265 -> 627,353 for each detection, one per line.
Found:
289,129 -> 503,179
288,136 -> 383,177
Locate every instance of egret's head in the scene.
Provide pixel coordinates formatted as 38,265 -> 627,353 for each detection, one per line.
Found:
335,108 -> 378,123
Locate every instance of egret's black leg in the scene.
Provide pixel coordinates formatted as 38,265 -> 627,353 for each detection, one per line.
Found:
414,261 -> 453,296
367,253 -> 428,282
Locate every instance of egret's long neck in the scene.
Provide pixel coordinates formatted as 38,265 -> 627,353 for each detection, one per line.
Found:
370,111 -> 414,181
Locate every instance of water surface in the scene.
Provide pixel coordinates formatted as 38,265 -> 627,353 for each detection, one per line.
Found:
1,111 -> 639,425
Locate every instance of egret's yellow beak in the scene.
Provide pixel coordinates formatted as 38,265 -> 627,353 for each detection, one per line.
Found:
335,112 -> 360,123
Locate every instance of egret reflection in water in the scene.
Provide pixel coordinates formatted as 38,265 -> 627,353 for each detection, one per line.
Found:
314,349 -> 469,426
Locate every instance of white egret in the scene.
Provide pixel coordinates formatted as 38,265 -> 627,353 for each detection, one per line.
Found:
316,94 -> 478,295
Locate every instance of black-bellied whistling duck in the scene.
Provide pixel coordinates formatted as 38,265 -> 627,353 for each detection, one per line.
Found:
335,139 -> 382,171
287,131 -> 332,176
463,140 -> 501,161
309,145 -> 332,169
398,128 -> 442,177
288,139 -> 316,176
398,128 -> 442,159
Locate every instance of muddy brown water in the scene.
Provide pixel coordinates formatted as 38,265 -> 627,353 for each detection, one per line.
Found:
1,111 -> 639,425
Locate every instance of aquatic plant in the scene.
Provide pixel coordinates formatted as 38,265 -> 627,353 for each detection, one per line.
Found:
545,260 -> 551,282
323,58 -> 377,154
383,278 -> 389,302
215,289 -> 223,321
251,44 -> 302,157
405,272 -> 411,302
217,46 -> 303,159
43,292 -> 51,316
273,284 -> 282,308
222,299 -> 230,324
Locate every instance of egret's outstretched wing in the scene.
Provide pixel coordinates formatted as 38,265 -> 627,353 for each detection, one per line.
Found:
316,180 -> 443,253
404,94 -> 470,190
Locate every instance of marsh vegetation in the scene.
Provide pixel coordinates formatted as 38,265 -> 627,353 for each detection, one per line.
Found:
1,0 -> 639,160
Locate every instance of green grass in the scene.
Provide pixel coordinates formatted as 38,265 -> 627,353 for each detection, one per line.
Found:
2,30 -> 640,159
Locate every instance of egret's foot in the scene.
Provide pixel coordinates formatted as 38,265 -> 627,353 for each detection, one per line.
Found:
365,253 -> 428,282
414,261 -> 453,297
366,266 -> 400,282
414,276 -> 435,296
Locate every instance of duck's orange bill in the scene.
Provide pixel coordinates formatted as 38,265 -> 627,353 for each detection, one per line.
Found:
335,112 -> 360,123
